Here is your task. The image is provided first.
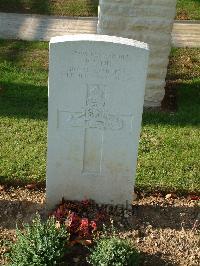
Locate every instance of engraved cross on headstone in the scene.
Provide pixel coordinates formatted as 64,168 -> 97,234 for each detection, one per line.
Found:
60,84 -> 133,175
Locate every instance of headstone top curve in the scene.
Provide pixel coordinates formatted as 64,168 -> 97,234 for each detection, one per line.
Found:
50,34 -> 149,50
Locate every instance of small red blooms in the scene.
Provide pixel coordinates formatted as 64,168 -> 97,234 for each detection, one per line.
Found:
50,199 -> 107,245
90,220 -> 97,232
80,218 -> 89,228
79,218 -> 89,237
67,212 -> 80,231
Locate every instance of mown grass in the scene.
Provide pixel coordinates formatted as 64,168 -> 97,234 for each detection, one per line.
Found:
0,0 -> 199,20
176,0 -> 200,20
0,40 -> 48,184
137,48 -> 200,194
0,40 -> 199,194
0,0 -> 99,17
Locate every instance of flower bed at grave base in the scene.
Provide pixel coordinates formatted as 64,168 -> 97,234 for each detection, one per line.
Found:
2,188 -> 199,266
5,197 -> 138,266
51,199 -> 107,245
50,198 -> 132,245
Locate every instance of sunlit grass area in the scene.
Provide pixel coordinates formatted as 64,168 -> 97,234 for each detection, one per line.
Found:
176,0 -> 200,20
0,41 -> 48,184
137,47 -> 200,194
0,40 -> 199,194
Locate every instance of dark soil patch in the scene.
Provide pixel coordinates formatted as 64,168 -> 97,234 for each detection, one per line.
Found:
162,81 -> 178,112
0,187 -> 199,265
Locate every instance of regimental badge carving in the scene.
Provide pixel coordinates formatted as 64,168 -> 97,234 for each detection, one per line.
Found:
85,84 -> 105,128
63,84 -> 124,130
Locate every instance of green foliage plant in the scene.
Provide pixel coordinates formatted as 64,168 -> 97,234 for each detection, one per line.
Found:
8,215 -> 70,266
87,236 -> 140,266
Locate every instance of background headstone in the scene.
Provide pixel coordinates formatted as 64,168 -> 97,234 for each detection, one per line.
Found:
97,0 -> 177,107
47,34 -> 149,209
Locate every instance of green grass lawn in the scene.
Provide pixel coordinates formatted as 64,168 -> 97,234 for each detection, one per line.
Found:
0,41 -> 48,185
0,0 -> 199,20
0,40 -> 199,194
137,48 -> 200,194
0,0 -> 99,17
176,0 -> 200,20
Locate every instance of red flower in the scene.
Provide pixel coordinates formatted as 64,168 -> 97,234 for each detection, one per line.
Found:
90,220 -> 97,231
67,212 -> 80,232
80,218 -> 89,227
78,218 -> 89,237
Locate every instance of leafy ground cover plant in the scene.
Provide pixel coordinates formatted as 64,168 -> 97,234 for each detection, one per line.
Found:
87,236 -> 140,266
7,215 -> 70,266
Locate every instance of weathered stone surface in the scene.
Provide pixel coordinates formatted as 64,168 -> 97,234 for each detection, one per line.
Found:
97,0 -> 177,107
47,34 -> 149,209
172,21 -> 200,48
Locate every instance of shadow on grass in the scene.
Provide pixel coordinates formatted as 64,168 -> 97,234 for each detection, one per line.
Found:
29,0 -> 51,15
143,80 -> 200,127
0,40 -> 29,63
0,0 -> 99,16
0,0 -> 50,15
0,39 -> 48,66
0,81 -> 47,120
0,80 -> 200,126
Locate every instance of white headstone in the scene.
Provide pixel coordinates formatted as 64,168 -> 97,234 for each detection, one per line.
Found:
47,34 -> 149,209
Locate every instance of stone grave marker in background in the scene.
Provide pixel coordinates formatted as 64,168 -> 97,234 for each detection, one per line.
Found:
47,34 -> 149,209
98,0 -> 177,107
